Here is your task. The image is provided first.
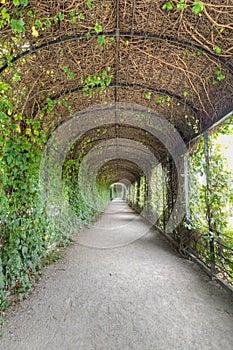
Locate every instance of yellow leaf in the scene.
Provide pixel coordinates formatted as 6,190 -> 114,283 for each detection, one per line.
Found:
26,128 -> 31,135
7,109 -> 12,116
1,0 -> 6,4
31,26 -> 39,38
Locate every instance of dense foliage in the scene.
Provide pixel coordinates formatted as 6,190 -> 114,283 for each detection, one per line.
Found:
0,92 -> 109,323
188,122 -> 233,281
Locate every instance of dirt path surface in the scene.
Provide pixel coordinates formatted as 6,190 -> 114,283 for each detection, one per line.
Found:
1,199 -> 233,350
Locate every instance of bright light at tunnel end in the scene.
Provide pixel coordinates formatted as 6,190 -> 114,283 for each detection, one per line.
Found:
39,102 -> 187,249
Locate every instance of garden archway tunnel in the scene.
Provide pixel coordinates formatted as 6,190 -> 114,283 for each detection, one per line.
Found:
1,0 -> 233,325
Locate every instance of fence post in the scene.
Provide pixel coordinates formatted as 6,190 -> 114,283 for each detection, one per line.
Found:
184,154 -> 190,221
162,164 -> 167,232
203,132 -> 216,275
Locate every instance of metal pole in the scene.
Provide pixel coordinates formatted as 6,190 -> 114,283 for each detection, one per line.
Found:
162,164 -> 166,232
184,154 -> 191,221
203,132 -> 216,275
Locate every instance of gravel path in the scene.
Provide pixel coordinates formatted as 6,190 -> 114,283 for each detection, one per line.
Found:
1,199 -> 233,350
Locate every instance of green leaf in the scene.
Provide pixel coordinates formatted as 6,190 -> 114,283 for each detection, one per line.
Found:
79,13 -> 85,20
67,72 -> 74,80
162,2 -> 173,11
35,19 -> 43,28
27,10 -> 33,17
20,0 -> 28,7
86,0 -> 94,10
98,35 -> 106,45
22,246 -> 28,256
192,1 -> 204,14
0,81 -> 11,91
46,18 -> 51,28
86,32 -> 92,40
0,111 -> 10,122
94,22 -> 102,34
32,121 -> 40,130
13,0 -> 20,6
157,97 -> 165,103
10,19 -> 25,32
102,70 -> 107,79
183,91 -> 188,97
63,66 -> 69,73
213,46 -> 221,54
145,92 -> 151,100
1,8 -> 10,21
59,12 -> 65,21
70,17 -> 76,24
215,69 -> 225,81
177,0 -> 188,10
14,8 -> 22,17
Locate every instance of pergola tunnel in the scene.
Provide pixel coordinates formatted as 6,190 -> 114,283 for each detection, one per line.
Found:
1,0 -> 233,317
56,113 -> 233,284
110,183 -> 126,200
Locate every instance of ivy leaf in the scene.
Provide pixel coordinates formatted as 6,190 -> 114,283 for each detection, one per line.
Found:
35,19 -> 43,28
0,81 -> 11,91
27,10 -> 33,17
94,23 -> 102,34
98,35 -> 106,45
0,111 -> 10,122
86,0 -> 94,9
177,0 -> 188,10
14,8 -> 22,17
70,17 -> 76,24
58,12 -> 65,21
1,8 -> 10,21
11,19 -> 25,32
102,70 -> 108,79
67,72 -> 74,80
213,46 -> 221,54
145,92 -> 151,100
20,0 -> 28,7
86,32 -> 92,40
215,70 -> 225,81
46,18 -> 51,28
162,2 -> 173,11
13,0 -> 20,6
192,1 -> 204,14
106,76 -> 112,86
157,97 -> 165,103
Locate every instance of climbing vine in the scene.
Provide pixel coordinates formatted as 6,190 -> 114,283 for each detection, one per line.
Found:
0,0 -> 233,323
188,119 -> 233,281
